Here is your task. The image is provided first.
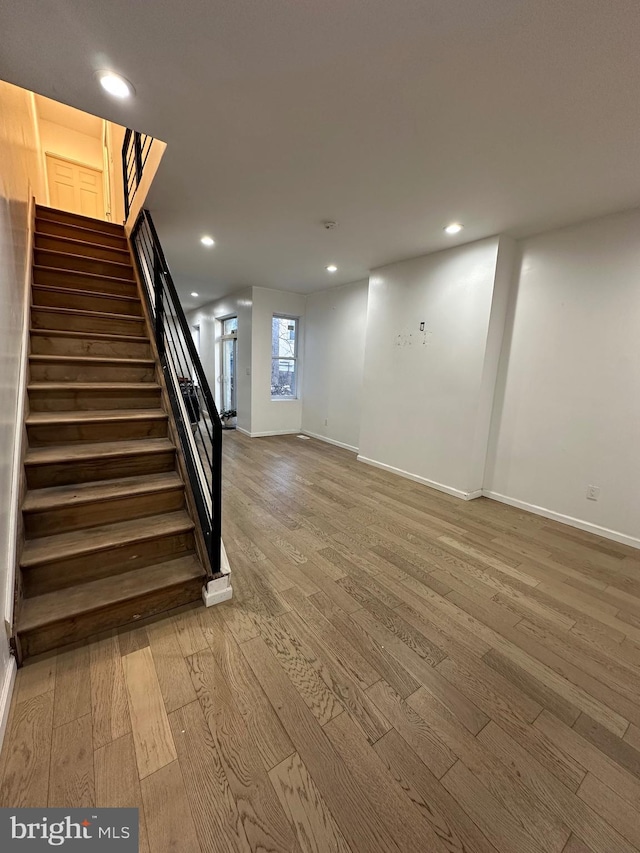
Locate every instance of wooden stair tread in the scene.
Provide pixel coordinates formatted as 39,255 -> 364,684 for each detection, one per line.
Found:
36,205 -> 125,234
21,510 -> 194,568
25,437 -> 174,466
19,553 -> 204,630
33,264 -> 136,288
32,283 -> 141,303
35,232 -> 130,257
30,328 -> 149,344
29,354 -> 154,367
26,408 -> 167,425
36,219 -> 127,245
22,472 -> 183,513
31,305 -> 140,323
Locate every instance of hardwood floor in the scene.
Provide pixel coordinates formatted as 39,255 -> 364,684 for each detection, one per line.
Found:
2,431 -> 640,852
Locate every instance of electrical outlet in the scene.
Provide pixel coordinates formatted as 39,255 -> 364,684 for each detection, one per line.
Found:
586,485 -> 600,501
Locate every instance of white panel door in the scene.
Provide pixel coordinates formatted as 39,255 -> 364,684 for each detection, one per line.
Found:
46,154 -> 105,220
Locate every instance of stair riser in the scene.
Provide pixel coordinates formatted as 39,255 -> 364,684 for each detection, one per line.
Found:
18,577 -> 202,658
36,218 -> 128,249
25,449 -> 176,489
32,307 -> 146,337
34,266 -> 138,298
34,249 -> 133,280
30,334 -> 152,359
24,489 -> 185,538
23,530 -> 195,596
35,234 -> 131,264
32,287 -> 142,316
28,386 -> 162,412
29,361 -> 156,383
27,417 -> 169,447
36,207 -> 124,236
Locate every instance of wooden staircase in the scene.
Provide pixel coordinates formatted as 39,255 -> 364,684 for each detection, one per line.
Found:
14,205 -> 207,660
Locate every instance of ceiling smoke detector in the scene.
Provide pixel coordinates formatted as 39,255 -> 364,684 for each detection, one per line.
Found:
323,221 -> 337,230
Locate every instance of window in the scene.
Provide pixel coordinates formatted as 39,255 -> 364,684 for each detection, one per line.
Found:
220,316 -> 237,412
271,315 -> 298,399
222,316 -> 238,335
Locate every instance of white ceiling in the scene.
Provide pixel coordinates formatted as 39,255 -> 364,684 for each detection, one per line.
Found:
2,0 -> 640,307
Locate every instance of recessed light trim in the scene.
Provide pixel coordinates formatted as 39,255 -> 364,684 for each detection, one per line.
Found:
201,236 -> 215,247
326,264 -> 338,273
444,222 -> 463,235
97,71 -> 133,99
190,292 -> 199,297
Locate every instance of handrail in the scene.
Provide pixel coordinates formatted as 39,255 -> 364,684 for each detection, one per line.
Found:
130,209 -> 222,578
122,129 -> 153,219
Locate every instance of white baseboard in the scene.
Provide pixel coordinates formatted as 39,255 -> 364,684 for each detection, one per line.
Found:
356,455 -> 482,501
238,428 -> 301,438
301,430 -> 359,453
0,658 -> 17,754
483,490 -> 640,550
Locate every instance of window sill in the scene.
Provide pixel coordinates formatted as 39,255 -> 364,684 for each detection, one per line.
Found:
270,397 -> 299,402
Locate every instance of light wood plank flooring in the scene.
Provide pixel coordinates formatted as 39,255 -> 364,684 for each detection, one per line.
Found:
2,431 -> 640,853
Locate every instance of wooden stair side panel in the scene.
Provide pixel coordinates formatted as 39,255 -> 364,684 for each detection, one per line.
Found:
32,284 -> 143,316
30,329 -> 152,359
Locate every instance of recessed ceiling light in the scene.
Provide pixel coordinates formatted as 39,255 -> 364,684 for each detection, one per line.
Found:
201,236 -> 215,247
97,71 -> 133,99
444,222 -> 463,235
326,264 -> 338,273
190,292 -> 199,297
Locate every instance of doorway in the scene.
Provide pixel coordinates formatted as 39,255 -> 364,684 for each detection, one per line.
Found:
46,153 -> 105,220
220,316 -> 237,412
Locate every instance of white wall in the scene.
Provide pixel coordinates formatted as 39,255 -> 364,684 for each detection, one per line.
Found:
0,80 -> 44,745
250,287 -> 306,437
358,237 -> 513,498
485,210 -> 640,547
302,279 -> 368,451
38,119 -> 103,172
186,288 -> 253,432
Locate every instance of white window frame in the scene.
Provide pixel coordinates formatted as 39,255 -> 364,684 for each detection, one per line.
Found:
271,314 -> 299,401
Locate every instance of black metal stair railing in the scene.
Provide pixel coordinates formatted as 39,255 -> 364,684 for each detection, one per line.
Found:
130,209 -> 222,577
122,129 -> 153,219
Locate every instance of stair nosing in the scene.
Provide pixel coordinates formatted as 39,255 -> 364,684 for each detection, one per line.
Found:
20,511 -> 195,568
28,382 -> 161,391
24,436 -> 173,462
